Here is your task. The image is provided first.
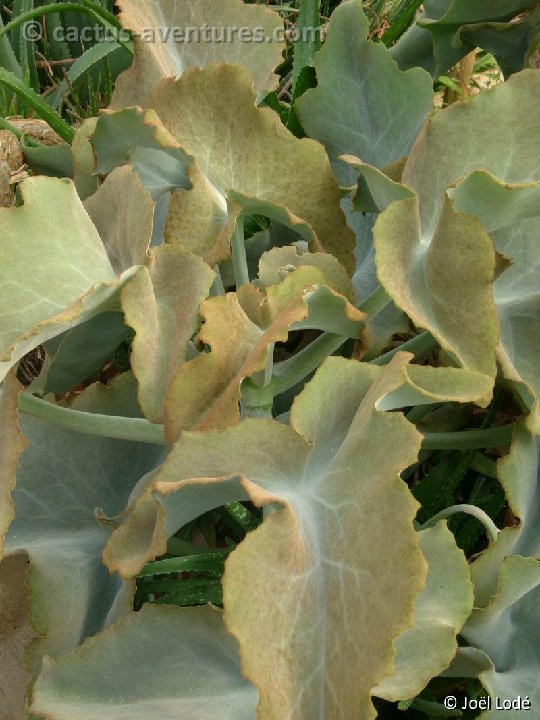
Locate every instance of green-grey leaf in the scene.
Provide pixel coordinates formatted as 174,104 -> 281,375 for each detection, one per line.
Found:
31,604 -> 257,720
461,556 -> 540,718
374,521 -> 473,702
110,0 -> 284,107
43,312 -> 131,396
4,374 -> 165,680
0,177 -> 117,382
296,0 -> 433,185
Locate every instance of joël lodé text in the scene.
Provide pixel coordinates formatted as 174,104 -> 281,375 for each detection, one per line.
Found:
455,696 -> 531,711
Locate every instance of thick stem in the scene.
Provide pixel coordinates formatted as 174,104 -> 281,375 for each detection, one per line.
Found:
18,392 -> 167,445
370,331 -> 438,366
242,332 -> 347,408
422,423 -> 514,451
421,503 -> 499,544
231,215 -> 249,288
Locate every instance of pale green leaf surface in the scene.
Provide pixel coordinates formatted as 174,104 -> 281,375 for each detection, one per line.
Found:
402,71 -> 540,234
4,375 -> 165,679
0,178 -> 116,382
31,604 -> 257,720
374,521 -> 473,702
374,195 -> 498,387
296,0 -> 433,186
121,245 -> 215,423
148,64 -> 355,271
84,166 -> 154,274
110,0 -> 284,108
461,556 -> 540,718
374,70 -> 540,388
106,355 -> 428,719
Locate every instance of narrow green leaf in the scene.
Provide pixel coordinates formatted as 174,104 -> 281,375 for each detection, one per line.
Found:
0,68 -> 73,142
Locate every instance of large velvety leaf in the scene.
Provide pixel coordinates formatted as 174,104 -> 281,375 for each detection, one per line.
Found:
111,0 -> 284,108
147,64 -> 355,271
296,0 -> 433,186
121,244 -> 215,423
4,374 -> 165,683
106,354 -> 430,719
0,178 -> 117,382
104,353 -> 492,579
374,71 -> 540,396
374,521 -> 473,702
31,604 -> 257,720
461,556 -> 540,719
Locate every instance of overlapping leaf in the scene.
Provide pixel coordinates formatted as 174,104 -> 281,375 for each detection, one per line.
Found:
461,556 -> 540,719
391,0 -> 538,77
295,1 -> 432,348
104,354 -> 426,719
296,0 -> 433,186
31,604 -> 257,720
110,0 -> 284,108
374,70 -> 540,404
121,245 -> 215,423
2,374 -> 165,689
0,178 -> 119,382
469,418 -> 540,607
164,273 -> 367,442
374,521 -> 473,702
145,64 -> 355,270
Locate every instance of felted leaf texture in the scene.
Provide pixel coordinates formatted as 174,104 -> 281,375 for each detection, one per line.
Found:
103,353 -> 493,579
461,556 -> 540,719
374,521 -> 473,702
146,64 -> 356,271
0,178 -> 118,382
296,0 -> 433,186
374,70 -> 540,401
2,374 -> 165,685
105,354 -> 427,720
110,0 -> 284,108
31,604 -> 257,720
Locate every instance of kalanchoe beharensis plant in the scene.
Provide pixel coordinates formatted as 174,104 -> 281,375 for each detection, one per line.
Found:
1,0 -> 540,718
